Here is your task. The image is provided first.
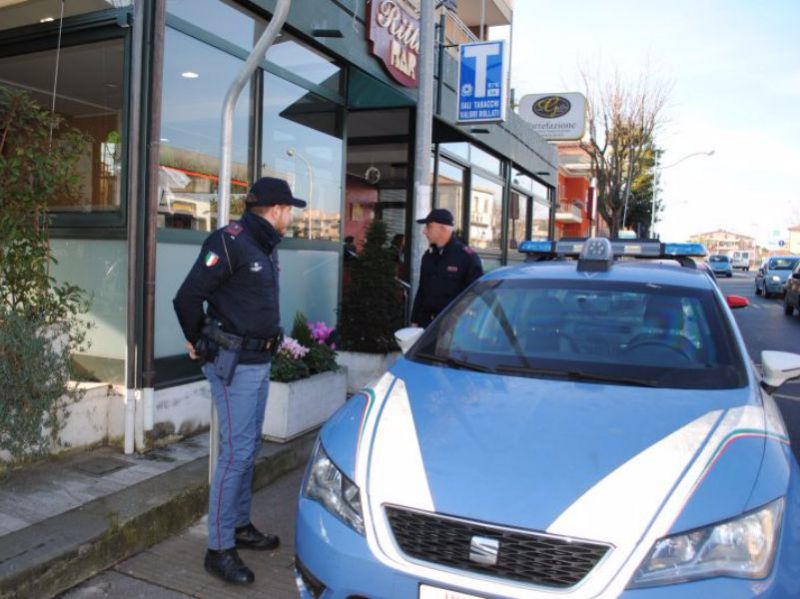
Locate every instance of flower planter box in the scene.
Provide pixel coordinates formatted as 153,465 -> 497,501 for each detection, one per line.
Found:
262,368 -> 347,442
336,351 -> 401,394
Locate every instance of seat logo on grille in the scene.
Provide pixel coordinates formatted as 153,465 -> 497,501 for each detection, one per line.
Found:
469,536 -> 499,566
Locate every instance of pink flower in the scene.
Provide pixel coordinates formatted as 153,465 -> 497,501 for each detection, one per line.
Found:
308,320 -> 334,345
278,336 -> 309,360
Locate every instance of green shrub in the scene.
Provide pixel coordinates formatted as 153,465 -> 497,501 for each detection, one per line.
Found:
338,220 -> 403,352
0,84 -> 91,461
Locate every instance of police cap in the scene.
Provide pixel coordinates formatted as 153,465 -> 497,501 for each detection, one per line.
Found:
246,177 -> 307,208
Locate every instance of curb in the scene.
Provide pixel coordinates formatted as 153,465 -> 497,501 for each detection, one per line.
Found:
0,432 -> 316,599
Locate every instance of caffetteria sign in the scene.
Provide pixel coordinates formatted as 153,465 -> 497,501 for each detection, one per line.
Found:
518,93 -> 586,140
368,0 -> 420,87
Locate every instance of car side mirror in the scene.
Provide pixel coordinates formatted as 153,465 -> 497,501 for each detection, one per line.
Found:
762,350 -> 800,391
395,327 -> 424,354
726,295 -> 749,309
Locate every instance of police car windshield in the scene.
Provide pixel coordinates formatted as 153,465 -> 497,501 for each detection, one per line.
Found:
409,279 -> 747,390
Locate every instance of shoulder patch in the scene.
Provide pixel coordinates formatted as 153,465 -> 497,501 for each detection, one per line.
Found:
223,222 -> 243,236
463,245 -> 476,255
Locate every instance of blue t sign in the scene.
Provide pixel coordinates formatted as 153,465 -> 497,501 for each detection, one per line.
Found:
458,40 -> 505,123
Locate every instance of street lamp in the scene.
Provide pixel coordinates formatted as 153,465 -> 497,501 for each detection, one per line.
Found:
287,148 -> 313,239
651,149 -> 714,238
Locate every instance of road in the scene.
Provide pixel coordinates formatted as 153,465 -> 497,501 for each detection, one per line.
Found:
717,270 -> 800,463
62,271 -> 800,598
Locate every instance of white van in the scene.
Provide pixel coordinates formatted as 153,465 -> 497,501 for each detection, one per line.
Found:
732,250 -> 752,271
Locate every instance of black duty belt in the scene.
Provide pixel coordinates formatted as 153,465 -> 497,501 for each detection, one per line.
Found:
242,336 -> 280,352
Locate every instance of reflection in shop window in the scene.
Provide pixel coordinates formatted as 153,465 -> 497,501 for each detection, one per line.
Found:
158,28 -> 253,231
261,74 -> 343,241
533,200 -> 550,239
435,160 -> 464,237
508,190 -> 529,251
0,0 -> 132,31
167,0 -> 260,50
470,174 -> 503,251
0,40 -> 124,214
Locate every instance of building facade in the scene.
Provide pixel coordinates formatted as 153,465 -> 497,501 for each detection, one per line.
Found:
688,229 -> 756,257
0,0 -> 557,448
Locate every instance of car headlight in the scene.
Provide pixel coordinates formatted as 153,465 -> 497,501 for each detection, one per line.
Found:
629,498 -> 784,588
771,275 -> 781,282
303,443 -> 365,535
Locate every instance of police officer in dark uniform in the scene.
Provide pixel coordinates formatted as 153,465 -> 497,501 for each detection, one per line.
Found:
173,177 -> 305,585
411,208 -> 483,327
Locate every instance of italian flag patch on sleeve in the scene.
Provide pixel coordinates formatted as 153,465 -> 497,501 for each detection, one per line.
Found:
204,251 -> 220,267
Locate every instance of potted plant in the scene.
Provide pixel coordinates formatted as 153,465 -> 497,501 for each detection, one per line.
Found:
336,220 -> 404,392
262,313 -> 346,442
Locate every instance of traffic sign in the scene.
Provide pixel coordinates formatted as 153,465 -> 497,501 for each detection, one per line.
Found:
457,40 -> 506,123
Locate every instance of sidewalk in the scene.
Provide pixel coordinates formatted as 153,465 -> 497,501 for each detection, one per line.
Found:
0,432 -> 315,599
64,468 -> 305,599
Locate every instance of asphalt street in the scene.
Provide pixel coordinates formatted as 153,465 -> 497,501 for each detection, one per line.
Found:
716,270 -> 800,463
61,270 -> 800,598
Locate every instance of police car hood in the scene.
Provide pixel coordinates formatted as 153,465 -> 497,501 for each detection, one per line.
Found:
358,361 -> 766,551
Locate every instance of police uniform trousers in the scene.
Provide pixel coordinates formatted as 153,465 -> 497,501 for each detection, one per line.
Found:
203,361 -> 271,550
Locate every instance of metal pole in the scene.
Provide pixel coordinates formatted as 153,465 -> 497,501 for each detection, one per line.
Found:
124,0 -> 145,456
141,0 -> 167,451
410,0 -> 436,307
480,0 -> 486,39
212,0 -> 292,483
218,0 -> 291,225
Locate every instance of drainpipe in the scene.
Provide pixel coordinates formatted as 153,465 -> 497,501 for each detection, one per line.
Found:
139,0 -> 166,451
124,0 -> 145,455
410,0 -> 436,306
212,0 -> 292,481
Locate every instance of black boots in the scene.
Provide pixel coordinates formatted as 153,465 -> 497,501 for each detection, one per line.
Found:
204,548 -> 254,585
235,522 -> 281,551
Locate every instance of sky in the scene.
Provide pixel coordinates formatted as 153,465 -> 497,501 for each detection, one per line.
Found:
507,0 -> 800,245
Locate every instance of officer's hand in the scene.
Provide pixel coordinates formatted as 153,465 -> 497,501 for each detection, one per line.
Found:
186,342 -> 199,360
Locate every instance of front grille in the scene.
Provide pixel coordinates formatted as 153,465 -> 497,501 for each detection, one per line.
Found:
385,506 -> 610,589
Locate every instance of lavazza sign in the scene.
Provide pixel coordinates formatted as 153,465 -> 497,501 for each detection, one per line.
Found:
368,0 -> 420,87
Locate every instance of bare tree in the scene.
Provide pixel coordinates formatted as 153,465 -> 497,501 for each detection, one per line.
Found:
580,68 -> 670,237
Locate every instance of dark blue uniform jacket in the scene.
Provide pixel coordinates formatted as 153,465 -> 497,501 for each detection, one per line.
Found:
173,210 -> 282,364
411,235 -> 483,327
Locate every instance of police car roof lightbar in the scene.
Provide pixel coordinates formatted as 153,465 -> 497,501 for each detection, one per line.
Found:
519,238 -> 708,262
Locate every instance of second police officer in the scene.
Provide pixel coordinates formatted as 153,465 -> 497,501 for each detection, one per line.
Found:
411,208 -> 484,327
173,177 -> 305,586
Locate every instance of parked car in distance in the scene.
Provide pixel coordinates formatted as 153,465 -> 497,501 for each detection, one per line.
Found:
756,256 -> 800,298
708,254 -> 733,277
732,250 -> 752,271
784,260 -> 800,316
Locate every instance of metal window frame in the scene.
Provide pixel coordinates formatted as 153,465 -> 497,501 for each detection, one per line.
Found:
0,8 -> 134,233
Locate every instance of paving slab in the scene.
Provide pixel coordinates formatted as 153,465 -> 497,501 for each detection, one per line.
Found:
0,433 -> 315,599
117,467 -> 304,599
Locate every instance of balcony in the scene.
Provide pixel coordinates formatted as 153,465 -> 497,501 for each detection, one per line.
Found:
555,203 -> 583,224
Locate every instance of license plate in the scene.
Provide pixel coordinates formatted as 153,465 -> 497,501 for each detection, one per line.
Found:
419,584 -> 486,599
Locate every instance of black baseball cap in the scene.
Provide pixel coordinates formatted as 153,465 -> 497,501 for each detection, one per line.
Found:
416,208 -> 454,226
246,177 -> 306,208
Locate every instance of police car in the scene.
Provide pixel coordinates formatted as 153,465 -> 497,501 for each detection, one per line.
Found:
295,238 -> 800,598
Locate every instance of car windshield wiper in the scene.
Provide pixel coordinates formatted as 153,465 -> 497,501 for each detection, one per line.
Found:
414,352 -> 494,373
493,364 -> 660,387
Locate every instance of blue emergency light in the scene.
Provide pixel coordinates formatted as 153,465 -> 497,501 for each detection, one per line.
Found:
518,238 -> 709,268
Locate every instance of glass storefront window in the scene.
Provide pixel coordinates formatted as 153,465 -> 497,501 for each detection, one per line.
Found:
0,39 -> 124,214
440,142 -> 469,162
167,0 -> 261,51
262,73 -> 343,241
471,145 -> 501,175
266,34 -> 343,95
470,174 -> 503,251
0,0 -> 132,31
533,199 -> 550,239
159,27 -> 253,231
512,168 -> 534,194
436,160 -> 464,236
508,190 -> 529,251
